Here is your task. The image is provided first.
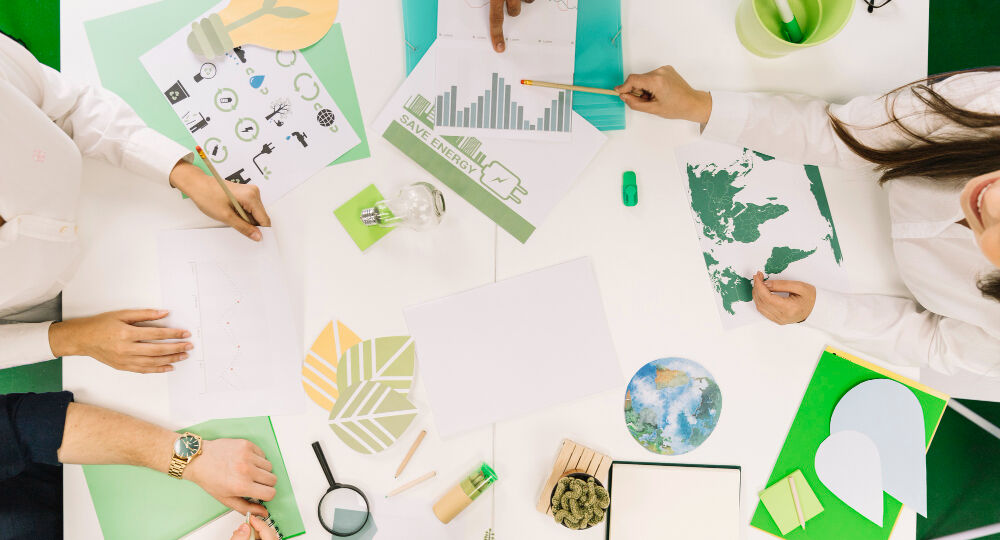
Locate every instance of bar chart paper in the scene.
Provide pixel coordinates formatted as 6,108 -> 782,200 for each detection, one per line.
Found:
434,0 -> 577,140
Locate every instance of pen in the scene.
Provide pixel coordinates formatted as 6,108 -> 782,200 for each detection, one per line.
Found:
772,0 -> 804,43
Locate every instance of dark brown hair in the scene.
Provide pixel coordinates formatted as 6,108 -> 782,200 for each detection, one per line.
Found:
829,68 -> 1000,302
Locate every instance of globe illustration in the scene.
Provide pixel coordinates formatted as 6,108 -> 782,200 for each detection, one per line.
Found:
624,357 -> 722,455
317,108 -> 336,127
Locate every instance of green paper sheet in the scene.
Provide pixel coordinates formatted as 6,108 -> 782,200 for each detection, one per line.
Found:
0,0 -> 59,70
928,0 -> 1000,76
82,416 -> 304,540
0,358 -> 61,394
917,399 -> 1000,540
759,470 -> 824,536
334,184 -> 393,251
749,348 -> 949,540
84,0 -> 368,181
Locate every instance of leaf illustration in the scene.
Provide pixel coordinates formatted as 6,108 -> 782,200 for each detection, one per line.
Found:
262,0 -> 277,9
329,380 -> 418,454
302,320 -> 362,411
337,336 -> 416,397
269,6 -> 310,18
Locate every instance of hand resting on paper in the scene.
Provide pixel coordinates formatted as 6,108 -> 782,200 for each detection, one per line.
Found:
187,438 -> 278,516
48,309 -> 191,374
752,271 -> 817,324
229,516 -> 280,540
489,0 -> 535,53
168,161 -> 272,242
615,66 -> 713,124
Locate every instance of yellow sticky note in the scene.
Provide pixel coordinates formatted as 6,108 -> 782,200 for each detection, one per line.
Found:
759,470 -> 824,535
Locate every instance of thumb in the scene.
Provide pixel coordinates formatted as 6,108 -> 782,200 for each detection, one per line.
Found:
229,523 -> 251,540
226,214 -> 263,242
221,496 -> 269,517
620,93 -> 657,113
762,279 -> 808,295
117,309 -> 169,324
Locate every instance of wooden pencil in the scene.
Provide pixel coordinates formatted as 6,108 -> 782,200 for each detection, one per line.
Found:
194,145 -> 253,224
386,471 -> 437,498
520,79 -> 646,98
395,430 -> 427,478
788,475 -> 806,530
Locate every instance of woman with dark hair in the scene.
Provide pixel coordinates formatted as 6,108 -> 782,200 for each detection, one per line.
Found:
615,66 -> 1000,376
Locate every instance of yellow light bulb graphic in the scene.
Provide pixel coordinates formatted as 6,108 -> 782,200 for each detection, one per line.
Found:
187,0 -> 339,59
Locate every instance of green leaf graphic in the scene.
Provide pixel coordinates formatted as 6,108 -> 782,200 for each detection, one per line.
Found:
337,336 -> 416,397
270,6 -> 310,18
328,380 -> 418,454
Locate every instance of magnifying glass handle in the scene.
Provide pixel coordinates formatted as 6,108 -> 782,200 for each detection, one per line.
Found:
311,441 -> 337,487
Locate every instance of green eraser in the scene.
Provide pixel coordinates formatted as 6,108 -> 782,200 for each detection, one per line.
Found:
622,171 -> 638,207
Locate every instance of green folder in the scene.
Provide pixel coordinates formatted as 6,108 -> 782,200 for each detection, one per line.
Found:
83,0 -> 369,177
928,0 -> 1000,75
917,399 -> 1000,540
749,348 -> 949,540
82,416 -> 304,540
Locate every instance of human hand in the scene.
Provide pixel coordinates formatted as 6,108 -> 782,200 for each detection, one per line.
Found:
169,161 -> 272,241
49,310 -> 191,374
490,0 -> 535,52
186,438 -> 277,516
229,516 -> 280,540
615,66 -> 713,123
752,272 -> 816,324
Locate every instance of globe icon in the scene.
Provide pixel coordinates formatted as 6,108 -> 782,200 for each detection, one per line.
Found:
317,108 -> 336,127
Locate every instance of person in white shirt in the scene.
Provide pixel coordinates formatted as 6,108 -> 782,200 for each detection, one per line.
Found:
0,34 -> 272,373
614,66 -> 1000,377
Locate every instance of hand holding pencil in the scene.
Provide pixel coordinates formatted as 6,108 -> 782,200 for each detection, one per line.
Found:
614,66 -> 713,124
168,153 -> 271,241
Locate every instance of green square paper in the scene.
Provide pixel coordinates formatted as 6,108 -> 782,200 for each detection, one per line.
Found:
83,0 -> 369,181
82,416 -> 303,540
334,184 -> 392,251
759,470 -> 823,536
750,348 -> 949,540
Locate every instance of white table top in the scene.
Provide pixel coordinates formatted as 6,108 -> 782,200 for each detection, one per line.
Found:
59,0 -> 929,538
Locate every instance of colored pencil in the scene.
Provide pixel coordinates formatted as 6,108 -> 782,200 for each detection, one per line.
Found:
788,476 -> 806,530
395,430 -> 427,478
194,145 -> 253,224
520,79 -> 646,98
386,471 -> 437,498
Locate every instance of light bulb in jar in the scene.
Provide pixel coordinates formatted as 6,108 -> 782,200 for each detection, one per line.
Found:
186,0 -> 339,60
360,183 -> 446,231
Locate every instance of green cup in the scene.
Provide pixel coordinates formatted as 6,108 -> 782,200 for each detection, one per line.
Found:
735,0 -> 855,58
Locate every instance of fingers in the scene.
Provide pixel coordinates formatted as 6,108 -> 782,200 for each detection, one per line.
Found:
615,73 -> 648,95
762,279 -> 810,295
752,272 -> 785,321
253,454 -> 273,473
252,467 -> 278,487
130,341 -> 192,357
128,361 -> 178,374
227,212 -> 263,242
116,309 -> 169,324
506,0 -> 521,16
134,326 -> 191,341
620,93 -> 658,113
490,0 -> 506,52
241,188 -> 271,228
222,496 -> 268,517
247,482 -> 277,502
249,516 -> 280,540
229,523 -> 251,540
245,440 -> 266,458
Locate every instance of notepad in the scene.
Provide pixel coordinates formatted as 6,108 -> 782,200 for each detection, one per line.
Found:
82,416 -> 304,540
606,462 -> 741,540
759,470 -> 823,535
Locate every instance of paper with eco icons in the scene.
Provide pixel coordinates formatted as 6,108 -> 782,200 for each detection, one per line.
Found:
814,379 -> 929,526
141,1 -> 359,204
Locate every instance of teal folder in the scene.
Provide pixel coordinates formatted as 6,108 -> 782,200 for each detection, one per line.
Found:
402,0 -> 625,131
82,416 -> 304,540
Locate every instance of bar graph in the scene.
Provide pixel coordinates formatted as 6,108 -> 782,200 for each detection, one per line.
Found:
434,72 -> 572,133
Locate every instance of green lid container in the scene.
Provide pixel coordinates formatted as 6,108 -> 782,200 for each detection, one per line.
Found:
460,463 -> 498,501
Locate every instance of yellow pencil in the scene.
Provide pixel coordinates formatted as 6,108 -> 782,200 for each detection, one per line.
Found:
386,471 -> 437,498
521,79 -> 647,98
395,430 -> 427,478
788,476 -> 806,531
195,145 -> 253,225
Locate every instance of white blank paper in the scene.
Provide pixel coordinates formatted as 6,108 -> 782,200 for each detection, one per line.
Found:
815,429 -> 885,526
158,228 -> 303,421
607,463 -> 741,540
403,258 -> 622,439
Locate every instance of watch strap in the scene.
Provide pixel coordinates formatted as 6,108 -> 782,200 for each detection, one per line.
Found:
168,455 -> 189,479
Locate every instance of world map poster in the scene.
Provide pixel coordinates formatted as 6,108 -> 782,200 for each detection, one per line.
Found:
675,140 -> 849,329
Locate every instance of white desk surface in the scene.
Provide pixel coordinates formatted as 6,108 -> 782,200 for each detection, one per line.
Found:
59,0 -> 929,538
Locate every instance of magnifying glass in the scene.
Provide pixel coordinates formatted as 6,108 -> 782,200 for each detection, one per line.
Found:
311,441 -> 371,537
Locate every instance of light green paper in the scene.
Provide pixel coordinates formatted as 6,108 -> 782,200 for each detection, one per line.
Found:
329,380 -> 418,454
84,0 -> 368,182
334,184 -> 393,251
759,470 -> 824,535
336,336 -> 416,395
82,416 -> 304,540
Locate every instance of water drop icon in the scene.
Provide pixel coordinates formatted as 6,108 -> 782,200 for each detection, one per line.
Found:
249,75 -> 265,89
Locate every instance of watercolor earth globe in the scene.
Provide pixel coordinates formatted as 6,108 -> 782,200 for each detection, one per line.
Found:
624,357 -> 723,455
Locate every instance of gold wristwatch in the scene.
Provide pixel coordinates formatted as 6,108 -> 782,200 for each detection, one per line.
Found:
167,432 -> 204,479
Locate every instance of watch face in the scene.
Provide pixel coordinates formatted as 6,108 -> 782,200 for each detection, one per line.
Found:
173,435 -> 201,458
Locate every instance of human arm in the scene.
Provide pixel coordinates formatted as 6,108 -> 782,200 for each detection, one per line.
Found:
752,274 -> 1000,375
57,401 -> 277,515
489,0 -> 534,53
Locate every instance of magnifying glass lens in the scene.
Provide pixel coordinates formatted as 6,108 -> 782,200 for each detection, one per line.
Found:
319,487 -> 370,536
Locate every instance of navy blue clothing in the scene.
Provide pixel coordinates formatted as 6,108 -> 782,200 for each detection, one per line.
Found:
0,391 -> 73,539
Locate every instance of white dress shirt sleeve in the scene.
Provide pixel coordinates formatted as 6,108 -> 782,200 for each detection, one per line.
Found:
806,288 -> 1000,376
0,323 -> 56,369
0,35 -> 191,187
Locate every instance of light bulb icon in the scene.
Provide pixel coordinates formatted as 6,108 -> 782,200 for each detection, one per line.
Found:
186,0 -> 339,60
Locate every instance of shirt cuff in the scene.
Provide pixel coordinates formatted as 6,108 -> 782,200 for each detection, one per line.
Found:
0,322 -> 57,370
701,90 -> 752,144
122,127 -> 193,188
14,391 -> 75,467
803,287 -> 851,332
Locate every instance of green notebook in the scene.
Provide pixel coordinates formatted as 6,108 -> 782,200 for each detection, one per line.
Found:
928,0 -> 1000,75
750,348 -> 949,540
917,399 -> 1000,540
82,416 -> 304,540
84,0 -> 369,177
